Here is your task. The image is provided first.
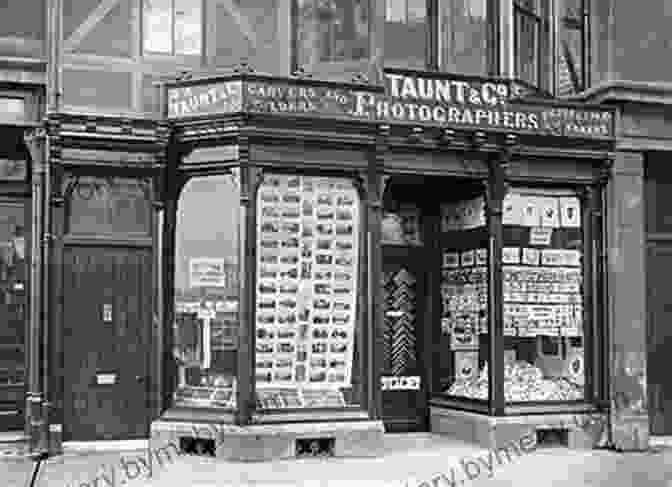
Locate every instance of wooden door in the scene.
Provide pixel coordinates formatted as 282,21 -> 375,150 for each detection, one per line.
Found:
647,242 -> 672,435
381,247 -> 427,432
63,246 -> 151,441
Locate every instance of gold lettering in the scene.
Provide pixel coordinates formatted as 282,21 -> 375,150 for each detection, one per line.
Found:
386,73 -> 405,98
447,107 -> 461,123
461,108 -> 474,124
503,112 -> 515,128
433,106 -> 446,123
434,79 -> 452,103
514,112 -> 528,130
401,77 -> 418,99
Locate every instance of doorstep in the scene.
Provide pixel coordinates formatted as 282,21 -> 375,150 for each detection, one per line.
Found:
62,439 -> 149,455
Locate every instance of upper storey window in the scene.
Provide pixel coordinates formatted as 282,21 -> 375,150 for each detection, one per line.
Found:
385,0 -> 428,70
513,0 -> 550,90
439,0 -> 489,75
143,0 -> 202,56
294,0 -> 370,75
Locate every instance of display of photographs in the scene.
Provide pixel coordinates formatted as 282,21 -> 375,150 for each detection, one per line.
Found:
560,197 -> 581,228
254,174 -> 358,394
520,196 -> 541,227
522,248 -> 541,266
476,248 -> 488,266
461,250 -> 475,267
503,192 -> 522,226
503,247 -> 520,264
443,252 -> 459,268
455,351 -> 478,380
539,197 -> 560,228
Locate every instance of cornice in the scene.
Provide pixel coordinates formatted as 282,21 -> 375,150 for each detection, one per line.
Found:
571,80 -> 672,106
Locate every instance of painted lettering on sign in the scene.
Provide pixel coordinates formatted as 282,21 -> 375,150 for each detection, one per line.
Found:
166,74 -> 615,139
381,376 -> 421,390
168,81 -> 243,118
384,73 -> 515,106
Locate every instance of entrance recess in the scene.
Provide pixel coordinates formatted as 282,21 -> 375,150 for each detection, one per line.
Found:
63,246 -> 151,441
381,246 -> 427,432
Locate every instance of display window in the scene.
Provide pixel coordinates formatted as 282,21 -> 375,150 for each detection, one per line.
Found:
501,187 -> 584,403
172,173 -> 240,409
254,174 -> 361,409
437,195 -> 490,400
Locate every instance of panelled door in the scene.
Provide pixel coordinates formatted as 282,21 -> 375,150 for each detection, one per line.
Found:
381,246 -> 427,432
63,246 -> 151,441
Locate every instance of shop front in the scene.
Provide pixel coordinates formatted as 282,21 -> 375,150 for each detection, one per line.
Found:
146,68 -> 615,460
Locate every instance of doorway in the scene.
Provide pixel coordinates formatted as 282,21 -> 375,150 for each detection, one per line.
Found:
63,246 -> 152,441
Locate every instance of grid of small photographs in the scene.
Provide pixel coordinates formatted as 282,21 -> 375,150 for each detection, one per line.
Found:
255,174 -> 358,407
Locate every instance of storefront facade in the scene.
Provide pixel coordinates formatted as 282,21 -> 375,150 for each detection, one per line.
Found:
124,68 -> 612,460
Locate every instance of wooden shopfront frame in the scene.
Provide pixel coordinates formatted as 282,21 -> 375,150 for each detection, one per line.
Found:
160,69 -> 615,431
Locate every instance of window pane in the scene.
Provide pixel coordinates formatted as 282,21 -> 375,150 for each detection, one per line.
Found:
67,177 -> 151,236
437,197 -> 490,401
173,174 -> 240,409
296,0 -> 370,69
385,0 -> 427,69
515,9 -> 540,86
211,0 -> 278,72
440,0 -> 488,75
144,0 -> 173,54
175,0 -> 201,55
502,188 -> 585,403
255,175 -> 361,409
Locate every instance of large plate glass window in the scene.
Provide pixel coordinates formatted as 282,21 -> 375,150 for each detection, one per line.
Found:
385,0 -> 428,69
255,175 -> 361,409
173,173 -> 240,409
295,0 -> 370,74
440,0 -> 489,75
438,193 -> 490,401
501,187 -> 584,402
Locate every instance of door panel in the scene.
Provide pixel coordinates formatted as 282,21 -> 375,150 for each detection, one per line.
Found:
381,247 -> 427,432
63,246 -> 151,441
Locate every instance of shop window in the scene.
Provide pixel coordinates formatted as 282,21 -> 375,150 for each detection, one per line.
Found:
294,0 -> 370,73
440,0 -> 489,76
501,188 -> 584,402
65,176 -> 151,236
255,175 -> 362,409
0,202 -> 27,391
173,173 -> 240,409
385,0 -> 428,69
143,0 -> 202,56
438,194 -> 490,400
513,0 -> 550,91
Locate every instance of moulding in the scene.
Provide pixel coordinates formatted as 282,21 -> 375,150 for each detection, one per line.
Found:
575,79 -> 672,107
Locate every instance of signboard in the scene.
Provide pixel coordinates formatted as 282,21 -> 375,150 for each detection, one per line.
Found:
380,376 -> 421,391
165,72 -> 615,139
167,81 -> 243,118
189,258 -> 227,288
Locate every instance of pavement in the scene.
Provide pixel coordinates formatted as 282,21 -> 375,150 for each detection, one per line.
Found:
2,434 -> 672,487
